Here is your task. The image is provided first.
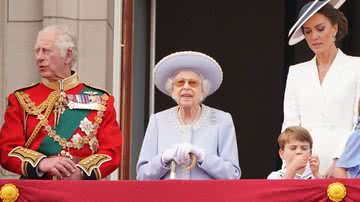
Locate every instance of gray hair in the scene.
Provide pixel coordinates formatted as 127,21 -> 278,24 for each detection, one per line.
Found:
165,73 -> 211,103
39,25 -> 78,69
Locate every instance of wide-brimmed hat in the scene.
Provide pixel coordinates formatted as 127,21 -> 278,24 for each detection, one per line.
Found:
288,0 -> 346,46
154,51 -> 223,96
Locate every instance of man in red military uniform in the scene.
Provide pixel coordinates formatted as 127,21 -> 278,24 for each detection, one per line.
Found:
0,25 -> 122,180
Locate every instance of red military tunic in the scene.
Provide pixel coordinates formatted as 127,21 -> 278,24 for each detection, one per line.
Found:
0,72 -> 122,179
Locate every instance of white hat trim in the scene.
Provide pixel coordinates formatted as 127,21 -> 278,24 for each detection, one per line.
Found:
288,0 -> 320,37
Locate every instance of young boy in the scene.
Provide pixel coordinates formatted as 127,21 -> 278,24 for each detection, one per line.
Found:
268,126 -> 321,179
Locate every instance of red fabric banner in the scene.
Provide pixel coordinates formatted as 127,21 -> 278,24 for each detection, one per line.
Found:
1,179 -> 360,202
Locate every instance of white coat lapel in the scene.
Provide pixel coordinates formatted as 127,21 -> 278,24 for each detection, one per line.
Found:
307,56 -> 327,112
321,49 -> 345,90
309,56 -> 322,89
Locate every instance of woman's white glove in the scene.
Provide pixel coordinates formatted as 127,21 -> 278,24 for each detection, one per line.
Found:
161,145 -> 178,166
176,143 -> 205,165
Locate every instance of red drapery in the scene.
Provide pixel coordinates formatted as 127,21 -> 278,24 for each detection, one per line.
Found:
1,179 -> 360,202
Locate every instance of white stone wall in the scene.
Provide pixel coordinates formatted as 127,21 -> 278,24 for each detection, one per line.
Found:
0,0 -> 116,179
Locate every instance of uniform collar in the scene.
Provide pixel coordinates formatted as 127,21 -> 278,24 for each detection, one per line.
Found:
41,71 -> 80,91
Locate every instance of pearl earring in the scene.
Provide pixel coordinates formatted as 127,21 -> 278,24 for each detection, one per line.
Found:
332,34 -> 336,42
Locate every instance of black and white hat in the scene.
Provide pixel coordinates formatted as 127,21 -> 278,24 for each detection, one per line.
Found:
288,0 -> 346,46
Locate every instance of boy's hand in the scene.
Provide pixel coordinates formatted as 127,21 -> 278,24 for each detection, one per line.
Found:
290,155 -> 308,170
285,155 -> 308,179
309,155 -> 321,178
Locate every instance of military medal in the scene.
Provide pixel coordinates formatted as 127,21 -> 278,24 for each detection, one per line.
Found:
80,117 -> 94,135
79,117 -> 99,153
67,94 -> 105,111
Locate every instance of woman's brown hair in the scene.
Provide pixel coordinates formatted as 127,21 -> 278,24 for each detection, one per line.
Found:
318,4 -> 348,42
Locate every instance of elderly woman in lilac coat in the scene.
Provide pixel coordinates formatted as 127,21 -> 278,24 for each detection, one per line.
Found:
136,51 -> 241,180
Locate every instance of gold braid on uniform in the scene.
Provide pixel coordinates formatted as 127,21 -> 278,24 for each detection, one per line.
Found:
76,154 -> 112,178
15,90 -> 109,150
14,91 -> 51,115
15,91 -> 60,147
43,94 -> 109,150
8,146 -> 46,169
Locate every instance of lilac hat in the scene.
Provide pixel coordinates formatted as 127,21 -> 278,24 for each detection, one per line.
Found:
154,51 -> 223,96
288,0 -> 346,46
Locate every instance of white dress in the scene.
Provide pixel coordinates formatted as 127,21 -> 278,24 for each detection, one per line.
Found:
282,49 -> 360,173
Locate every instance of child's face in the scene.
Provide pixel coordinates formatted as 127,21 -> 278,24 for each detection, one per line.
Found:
279,139 -> 311,164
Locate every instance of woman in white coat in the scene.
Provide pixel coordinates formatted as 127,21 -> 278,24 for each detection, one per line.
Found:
283,0 -> 360,177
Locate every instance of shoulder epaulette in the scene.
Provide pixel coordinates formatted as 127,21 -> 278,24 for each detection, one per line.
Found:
14,83 -> 40,93
83,83 -> 111,96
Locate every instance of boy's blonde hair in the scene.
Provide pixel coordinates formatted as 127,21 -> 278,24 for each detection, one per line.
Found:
278,126 -> 313,150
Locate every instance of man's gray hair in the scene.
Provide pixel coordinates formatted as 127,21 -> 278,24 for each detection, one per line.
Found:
39,25 -> 78,69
